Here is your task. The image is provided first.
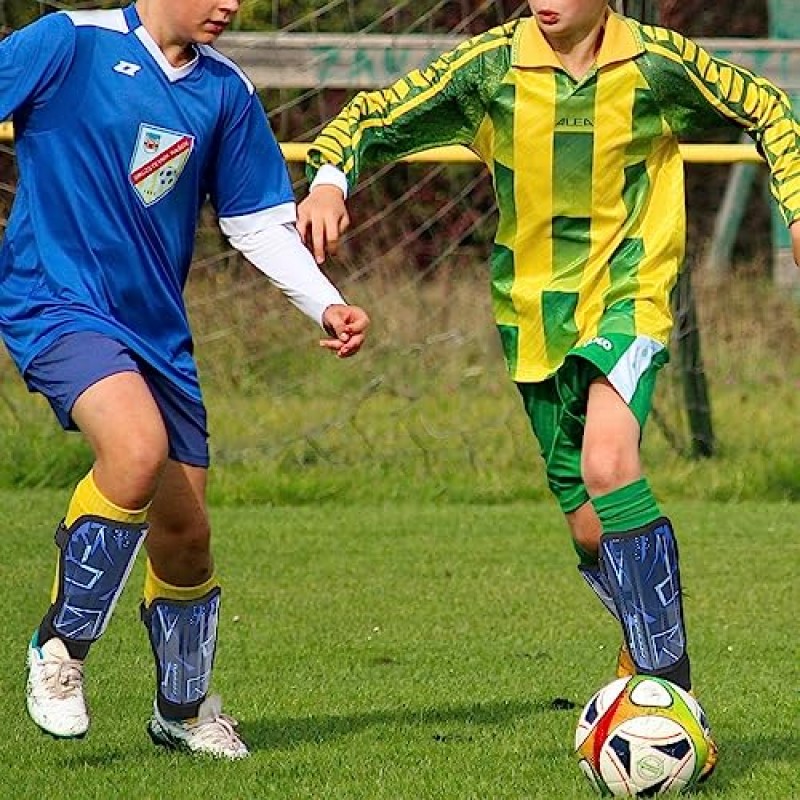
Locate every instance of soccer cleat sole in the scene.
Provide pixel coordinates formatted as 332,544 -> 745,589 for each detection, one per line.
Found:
37,726 -> 87,741
147,718 -> 182,752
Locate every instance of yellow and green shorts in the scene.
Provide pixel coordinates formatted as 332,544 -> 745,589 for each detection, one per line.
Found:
516,334 -> 669,514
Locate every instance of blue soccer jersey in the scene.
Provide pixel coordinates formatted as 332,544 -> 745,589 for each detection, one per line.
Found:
0,5 -> 295,401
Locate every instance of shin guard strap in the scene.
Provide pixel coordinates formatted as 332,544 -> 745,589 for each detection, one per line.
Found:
600,518 -> 687,677
52,516 -> 147,642
141,587 -> 221,719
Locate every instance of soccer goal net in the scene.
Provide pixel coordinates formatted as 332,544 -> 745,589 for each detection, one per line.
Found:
2,0 -> 770,502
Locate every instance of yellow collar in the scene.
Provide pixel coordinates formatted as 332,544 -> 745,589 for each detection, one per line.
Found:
512,10 -> 643,70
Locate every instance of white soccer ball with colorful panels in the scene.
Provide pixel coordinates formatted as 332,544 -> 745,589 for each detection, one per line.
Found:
575,675 -> 712,797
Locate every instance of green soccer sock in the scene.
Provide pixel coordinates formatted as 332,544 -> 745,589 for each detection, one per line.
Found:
591,478 -> 661,534
572,539 -> 598,567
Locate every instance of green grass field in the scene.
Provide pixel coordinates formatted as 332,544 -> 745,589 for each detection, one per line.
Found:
0,491 -> 796,799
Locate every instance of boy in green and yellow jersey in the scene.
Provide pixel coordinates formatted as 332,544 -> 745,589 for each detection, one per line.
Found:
299,0 -> 800,782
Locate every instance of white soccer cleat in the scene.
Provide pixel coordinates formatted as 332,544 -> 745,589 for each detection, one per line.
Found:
26,634 -> 89,739
147,694 -> 249,759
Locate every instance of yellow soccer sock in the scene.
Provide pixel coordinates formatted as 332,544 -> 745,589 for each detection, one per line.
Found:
51,470 -> 149,602
143,559 -> 219,608
65,469 -> 149,527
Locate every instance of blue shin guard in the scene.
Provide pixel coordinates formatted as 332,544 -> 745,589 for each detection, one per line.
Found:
600,518 -> 691,689
47,516 -> 147,648
141,587 -> 221,719
578,564 -> 619,619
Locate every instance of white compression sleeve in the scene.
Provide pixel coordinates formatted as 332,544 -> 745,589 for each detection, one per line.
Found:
219,205 -> 346,326
309,164 -> 349,198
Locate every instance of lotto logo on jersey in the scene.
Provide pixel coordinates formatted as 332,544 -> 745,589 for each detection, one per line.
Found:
583,336 -> 613,351
129,123 -> 195,206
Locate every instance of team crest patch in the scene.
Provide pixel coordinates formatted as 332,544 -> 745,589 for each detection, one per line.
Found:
129,123 -> 194,206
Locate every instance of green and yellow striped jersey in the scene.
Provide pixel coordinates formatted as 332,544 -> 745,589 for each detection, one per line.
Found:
307,11 -> 800,383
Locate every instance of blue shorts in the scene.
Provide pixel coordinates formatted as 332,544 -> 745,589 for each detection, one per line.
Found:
24,331 -> 210,467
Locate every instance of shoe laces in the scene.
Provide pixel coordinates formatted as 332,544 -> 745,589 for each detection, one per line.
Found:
40,655 -> 84,700
189,695 -> 244,750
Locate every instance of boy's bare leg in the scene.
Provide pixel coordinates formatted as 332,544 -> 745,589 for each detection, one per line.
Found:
141,461 -> 248,759
28,373 -> 163,739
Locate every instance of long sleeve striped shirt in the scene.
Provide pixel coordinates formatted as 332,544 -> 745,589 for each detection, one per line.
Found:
308,11 -> 800,382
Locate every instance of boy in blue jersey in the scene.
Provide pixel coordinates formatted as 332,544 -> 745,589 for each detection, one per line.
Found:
0,0 -> 369,758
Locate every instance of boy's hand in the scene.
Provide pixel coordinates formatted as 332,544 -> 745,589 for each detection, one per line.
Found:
791,220 -> 800,267
320,303 -> 370,358
297,185 -> 350,265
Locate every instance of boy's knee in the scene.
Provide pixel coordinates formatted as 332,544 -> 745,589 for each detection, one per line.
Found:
582,449 -> 640,498
96,444 -> 167,509
126,441 -> 169,484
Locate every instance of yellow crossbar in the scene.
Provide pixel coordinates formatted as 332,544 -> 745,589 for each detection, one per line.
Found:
0,122 -> 761,164
281,142 -> 764,165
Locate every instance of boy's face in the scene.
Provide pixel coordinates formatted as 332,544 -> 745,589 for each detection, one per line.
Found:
163,0 -> 240,44
527,0 -> 609,36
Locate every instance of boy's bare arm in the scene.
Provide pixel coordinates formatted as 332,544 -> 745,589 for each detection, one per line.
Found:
792,220 -> 800,267
297,184 -> 350,265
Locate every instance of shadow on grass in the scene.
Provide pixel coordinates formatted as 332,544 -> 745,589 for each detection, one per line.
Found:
704,733 -> 800,789
33,699 -> 571,769
246,696 -> 574,752
53,746 -> 141,769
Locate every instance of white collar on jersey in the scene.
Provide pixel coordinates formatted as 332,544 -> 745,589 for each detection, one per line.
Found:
134,25 -> 199,83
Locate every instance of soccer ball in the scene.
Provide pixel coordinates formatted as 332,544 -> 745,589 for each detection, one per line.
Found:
575,675 -> 711,797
